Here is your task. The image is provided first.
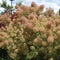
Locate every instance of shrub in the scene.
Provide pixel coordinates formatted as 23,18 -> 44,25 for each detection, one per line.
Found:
0,2 -> 60,60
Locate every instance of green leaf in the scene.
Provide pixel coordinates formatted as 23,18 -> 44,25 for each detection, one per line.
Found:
26,51 -> 38,59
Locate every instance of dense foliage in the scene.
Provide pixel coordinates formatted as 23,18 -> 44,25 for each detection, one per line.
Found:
0,2 -> 60,60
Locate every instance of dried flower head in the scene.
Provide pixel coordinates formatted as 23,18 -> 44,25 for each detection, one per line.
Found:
31,2 -> 37,7
45,21 -> 52,29
47,35 -> 54,43
25,22 -> 34,29
56,30 -> 60,38
33,27 -> 40,32
41,41 -> 47,47
38,4 -> 44,11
